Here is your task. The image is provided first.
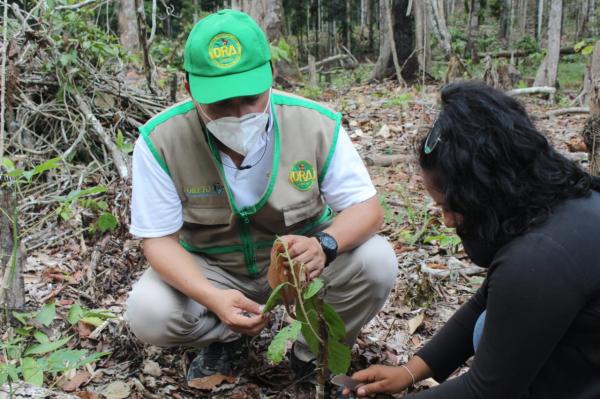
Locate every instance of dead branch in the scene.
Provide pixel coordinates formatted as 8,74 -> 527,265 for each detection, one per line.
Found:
299,54 -> 349,72
74,94 -> 129,179
365,154 -> 410,166
481,46 -> 576,59
507,86 -> 556,98
547,107 -> 589,117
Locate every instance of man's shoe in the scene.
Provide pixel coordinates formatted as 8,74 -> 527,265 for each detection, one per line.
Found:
186,337 -> 250,381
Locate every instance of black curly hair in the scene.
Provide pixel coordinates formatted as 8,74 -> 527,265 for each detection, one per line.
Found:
419,81 -> 600,242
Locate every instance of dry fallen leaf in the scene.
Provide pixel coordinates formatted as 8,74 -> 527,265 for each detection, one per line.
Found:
62,371 -> 91,392
566,136 -> 588,152
407,313 -> 424,335
75,391 -> 102,399
188,373 -> 238,390
142,360 -> 162,377
101,380 -> 131,399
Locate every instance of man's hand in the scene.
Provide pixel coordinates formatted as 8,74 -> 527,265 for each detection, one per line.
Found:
342,365 -> 412,396
209,289 -> 267,336
280,235 -> 326,280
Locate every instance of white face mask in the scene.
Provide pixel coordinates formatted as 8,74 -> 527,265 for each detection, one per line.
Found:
200,91 -> 271,156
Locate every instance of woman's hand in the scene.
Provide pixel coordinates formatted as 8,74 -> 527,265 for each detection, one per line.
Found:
342,365 -> 413,397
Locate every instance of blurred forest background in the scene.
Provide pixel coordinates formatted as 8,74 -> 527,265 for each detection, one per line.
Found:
0,0 -> 599,398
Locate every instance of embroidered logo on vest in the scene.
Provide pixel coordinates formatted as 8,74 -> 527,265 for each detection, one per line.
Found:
208,33 -> 242,69
289,160 -> 316,191
184,183 -> 225,198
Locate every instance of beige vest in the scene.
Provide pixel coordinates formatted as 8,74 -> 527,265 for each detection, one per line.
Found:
139,91 -> 341,277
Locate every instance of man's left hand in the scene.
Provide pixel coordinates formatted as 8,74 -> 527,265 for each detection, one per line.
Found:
279,235 -> 326,280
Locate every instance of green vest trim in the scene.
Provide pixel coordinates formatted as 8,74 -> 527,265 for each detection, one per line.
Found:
138,101 -> 196,176
269,92 -> 341,183
179,205 -> 334,257
204,101 -> 282,276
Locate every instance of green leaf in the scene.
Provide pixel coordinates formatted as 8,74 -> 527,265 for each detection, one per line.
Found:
297,301 -> 321,356
22,170 -> 35,182
67,303 -> 84,325
262,282 -> 287,314
327,339 -> 351,375
33,331 -> 49,344
267,320 -> 302,363
21,357 -> 44,386
323,303 -> 345,341
35,302 -> 56,327
582,45 -> 594,56
80,316 -> 104,327
98,212 -> 118,233
25,336 -> 71,356
0,363 -> 19,384
12,311 -> 32,325
15,327 -> 33,337
32,157 -> 61,176
1,157 -> 15,172
303,278 -> 324,300
46,349 -> 87,371
574,40 -> 587,52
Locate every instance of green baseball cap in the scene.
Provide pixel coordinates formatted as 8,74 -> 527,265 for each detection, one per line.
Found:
184,9 -> 272,104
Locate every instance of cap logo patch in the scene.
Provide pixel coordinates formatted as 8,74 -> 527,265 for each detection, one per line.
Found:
208,33 -> 242,68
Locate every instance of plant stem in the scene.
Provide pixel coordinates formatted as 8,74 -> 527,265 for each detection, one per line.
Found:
279,240 -> 324,345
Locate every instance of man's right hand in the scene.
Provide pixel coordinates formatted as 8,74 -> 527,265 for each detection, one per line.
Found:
209,289 -> 266,336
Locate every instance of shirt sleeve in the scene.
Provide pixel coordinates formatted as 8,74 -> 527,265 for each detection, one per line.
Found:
408,233 -> 586,399
320,126 -> 377,212
130,137 -> 183,238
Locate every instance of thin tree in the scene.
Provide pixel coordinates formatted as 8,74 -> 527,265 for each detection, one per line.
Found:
118,0 -> 139,54
533,0 -> 562,88
428,0 -> 454,60
464,0 -> 481,63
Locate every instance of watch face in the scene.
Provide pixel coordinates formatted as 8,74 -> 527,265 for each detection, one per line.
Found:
320,234 -> 337,251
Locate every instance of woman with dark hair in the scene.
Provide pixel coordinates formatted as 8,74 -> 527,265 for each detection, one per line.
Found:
344,81 -> 600,398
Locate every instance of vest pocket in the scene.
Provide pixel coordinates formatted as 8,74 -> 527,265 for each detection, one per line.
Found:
282,196 -> 323,227
182,206 -> 233,225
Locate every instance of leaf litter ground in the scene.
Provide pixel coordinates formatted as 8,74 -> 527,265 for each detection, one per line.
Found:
3,81 -> 590,399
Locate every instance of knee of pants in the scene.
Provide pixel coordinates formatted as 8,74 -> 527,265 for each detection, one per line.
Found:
125,286 -> 178,347
353,235 -> 398,300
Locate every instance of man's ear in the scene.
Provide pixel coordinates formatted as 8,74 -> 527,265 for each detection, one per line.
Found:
184,79 -> 191,94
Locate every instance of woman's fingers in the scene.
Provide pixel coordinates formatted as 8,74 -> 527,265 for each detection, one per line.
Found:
355,379 -> 390,396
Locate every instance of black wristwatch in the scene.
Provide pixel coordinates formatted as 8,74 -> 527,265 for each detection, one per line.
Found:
314,232 -> 338,267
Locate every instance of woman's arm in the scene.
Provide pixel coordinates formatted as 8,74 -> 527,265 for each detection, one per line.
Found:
347,288 -> 486,396
404,234 -> 585,398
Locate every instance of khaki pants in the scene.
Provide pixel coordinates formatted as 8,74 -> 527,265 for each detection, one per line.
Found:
125,235 -> 397,360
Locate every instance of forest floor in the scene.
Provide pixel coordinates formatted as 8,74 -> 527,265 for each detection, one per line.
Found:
3,76 -> 591,399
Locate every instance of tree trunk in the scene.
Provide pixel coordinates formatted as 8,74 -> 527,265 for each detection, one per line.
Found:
590,41 -> 600,116
583,41 -> 600,175
415,0 -> 431,73
428,0 -> 454,60
346,0 -> 352,51
372,0 -> 392,79
499,0 -> 511,40
464,0 -> 480,63
533,0 -> 562,88
520,0 -> 528,36
118,0 -> 139,53
536,0 -> 545,41
590,0 -> 597,36
241,0 -> 284,41
575,0 -> 589,39
368,0 -> 375,53
372,0 -> 418,81
0,188 -> 24,310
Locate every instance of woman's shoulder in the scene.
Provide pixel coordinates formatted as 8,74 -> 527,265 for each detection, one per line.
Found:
491,192 -> 600,293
